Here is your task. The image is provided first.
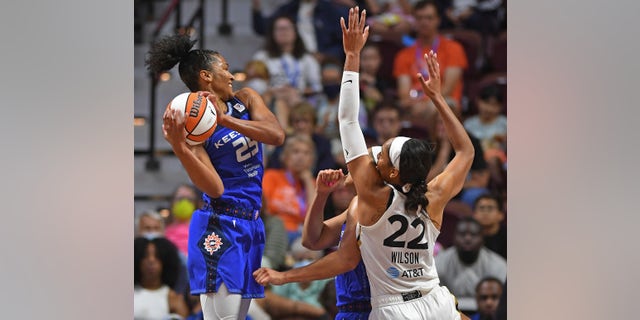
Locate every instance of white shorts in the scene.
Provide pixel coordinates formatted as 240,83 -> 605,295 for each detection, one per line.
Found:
369,286 -> 461,320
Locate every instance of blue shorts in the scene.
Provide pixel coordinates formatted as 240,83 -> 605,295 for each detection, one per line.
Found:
336,311 -> 370,320
336,300 -> 371,320
187,205 -> 265,299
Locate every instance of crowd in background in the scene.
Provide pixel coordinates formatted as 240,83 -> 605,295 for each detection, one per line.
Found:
134,0 -> 507,319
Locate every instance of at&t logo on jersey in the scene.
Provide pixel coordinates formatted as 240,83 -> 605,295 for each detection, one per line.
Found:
386,266 -> 426,279
203,231 -> 223,255
386,266 -> 400,278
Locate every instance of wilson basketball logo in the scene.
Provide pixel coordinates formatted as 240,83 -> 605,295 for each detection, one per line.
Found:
189,95 -> 203,118
168,92 -> 218,146
203,232 -> 223,255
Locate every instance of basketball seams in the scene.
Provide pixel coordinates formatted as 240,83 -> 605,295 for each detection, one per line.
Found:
170,91 -> 217,146
186,93 -> 207,133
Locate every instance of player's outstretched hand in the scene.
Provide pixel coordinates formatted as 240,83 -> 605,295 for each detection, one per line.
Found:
340,6 -> 369,56
417,50 -> 442,99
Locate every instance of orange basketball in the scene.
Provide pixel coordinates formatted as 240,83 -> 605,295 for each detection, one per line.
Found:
168,92 -> 218,146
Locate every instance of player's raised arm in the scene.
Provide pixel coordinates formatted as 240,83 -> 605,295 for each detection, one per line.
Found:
420,51 -> 474,213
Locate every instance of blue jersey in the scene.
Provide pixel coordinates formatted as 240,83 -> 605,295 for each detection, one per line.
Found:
188,96 -> 266,298
202,96 -> 264,211
334,223 -> 371,319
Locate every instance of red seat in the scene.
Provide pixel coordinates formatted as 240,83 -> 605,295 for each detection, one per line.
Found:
488,31 -> 507,73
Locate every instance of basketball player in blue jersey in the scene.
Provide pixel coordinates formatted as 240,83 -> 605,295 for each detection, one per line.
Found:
336,7 -> 473,319
253,147 -> 382,320
146,34 -> 285,320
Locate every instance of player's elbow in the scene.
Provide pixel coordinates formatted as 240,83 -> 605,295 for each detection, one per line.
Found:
340,252 -> 361,272
301,237 -> 321,250
204,185 -> 224,199
273,130 -> 286,146
458,143 -> 475,163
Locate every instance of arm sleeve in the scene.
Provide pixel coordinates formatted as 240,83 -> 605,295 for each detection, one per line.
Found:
338,71 -> 368,163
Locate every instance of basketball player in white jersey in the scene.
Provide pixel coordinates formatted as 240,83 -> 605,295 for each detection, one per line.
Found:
337,7 -> 474,319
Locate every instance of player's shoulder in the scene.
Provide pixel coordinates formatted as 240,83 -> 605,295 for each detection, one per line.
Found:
234,87 -> 254,101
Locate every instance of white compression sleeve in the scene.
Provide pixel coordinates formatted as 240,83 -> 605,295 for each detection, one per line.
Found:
338,71 -> 368,163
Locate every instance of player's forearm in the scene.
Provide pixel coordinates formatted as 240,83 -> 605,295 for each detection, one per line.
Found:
173,146 -> 224,198
283,250 -> 360,283
432,94 -> 473,156
218,117 -> 285,146
301,192 -> 331,249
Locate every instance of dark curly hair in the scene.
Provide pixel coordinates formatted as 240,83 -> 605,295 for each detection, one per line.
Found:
145,34 -> 221,91
134,237 -> 182,289
397,139 -> 434,215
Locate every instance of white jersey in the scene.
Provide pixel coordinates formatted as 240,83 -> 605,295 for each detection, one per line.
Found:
358,187 -> 440,299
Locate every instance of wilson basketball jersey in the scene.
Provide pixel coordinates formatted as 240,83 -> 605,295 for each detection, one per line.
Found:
202,96 -> 264,210
358,187 -> 440,298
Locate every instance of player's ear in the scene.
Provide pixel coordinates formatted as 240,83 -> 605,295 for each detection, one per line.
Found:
200,70 -> 213,82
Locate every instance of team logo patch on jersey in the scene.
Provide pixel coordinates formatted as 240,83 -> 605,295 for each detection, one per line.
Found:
386,266 -> 400,278
203,232 -> 223,255
232,103 -> 245,112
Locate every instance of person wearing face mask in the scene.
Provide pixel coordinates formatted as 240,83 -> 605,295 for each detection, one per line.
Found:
434,217 -> 506,313
136,210 -> 166,240
165,184 -> 200,257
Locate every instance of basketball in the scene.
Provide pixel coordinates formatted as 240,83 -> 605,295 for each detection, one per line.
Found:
168,92 -> 218,146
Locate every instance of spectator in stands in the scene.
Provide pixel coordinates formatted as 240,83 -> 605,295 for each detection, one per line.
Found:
464,84 -> 507,190
472,193 -> 506,259
470,277 -> 503,320
270,237 -> 332,313
135,209 -> 165,239
359,43 -> 394,111
135,209 -> 190,297
393,0 -> 468,126
444,0 -> 504,36
267,101 -> 337,174
134,237 -> 190,319
164,183 -> 200,257
261,203 -> 290,271
253,14 -> 323,105
254,287 -> 329,319
252,0 -> 350,63
263,134 -> 317,245
435,217 -> 506,312
370,101 -> 403,146
366,0 -> 415,43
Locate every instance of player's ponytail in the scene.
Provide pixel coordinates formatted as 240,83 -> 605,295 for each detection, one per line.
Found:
397,139 -> 434,215
145,34 -> 220,91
